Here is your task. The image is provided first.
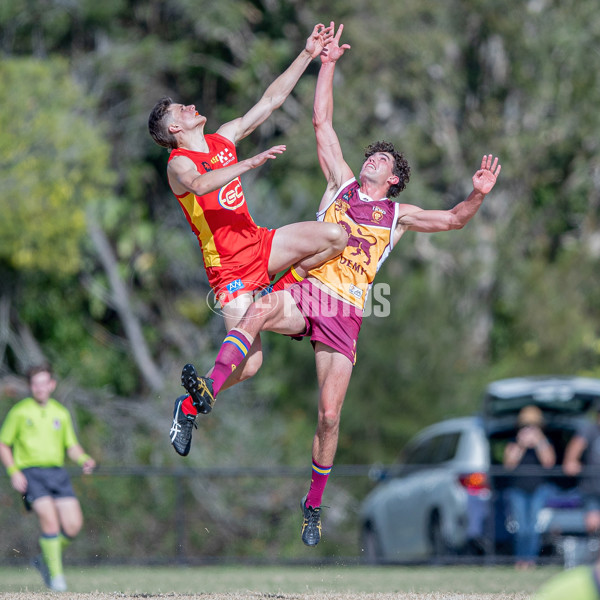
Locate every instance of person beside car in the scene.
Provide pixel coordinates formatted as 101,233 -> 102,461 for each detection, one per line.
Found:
563,408 -> 600,534
503,405 -> 557,569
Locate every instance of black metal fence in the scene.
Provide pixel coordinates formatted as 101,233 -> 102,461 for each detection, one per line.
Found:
1,464 -> 597,567
0,464 -> 373,566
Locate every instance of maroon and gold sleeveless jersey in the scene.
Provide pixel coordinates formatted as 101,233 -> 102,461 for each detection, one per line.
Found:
169,133 -> 271,274
309,178 -> 399,310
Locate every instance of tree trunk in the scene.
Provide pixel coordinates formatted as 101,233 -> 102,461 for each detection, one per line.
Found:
86,214 -> 164,392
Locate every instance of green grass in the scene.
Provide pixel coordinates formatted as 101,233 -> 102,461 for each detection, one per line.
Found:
0,564 -> 562,595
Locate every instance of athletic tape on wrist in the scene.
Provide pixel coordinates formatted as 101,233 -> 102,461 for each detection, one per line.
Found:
77,454 -> 91,466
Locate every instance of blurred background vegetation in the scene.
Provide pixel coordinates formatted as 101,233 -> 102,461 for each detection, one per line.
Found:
1,0 -> 600,562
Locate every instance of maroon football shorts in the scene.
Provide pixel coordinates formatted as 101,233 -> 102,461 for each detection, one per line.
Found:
288,278 -> 362,365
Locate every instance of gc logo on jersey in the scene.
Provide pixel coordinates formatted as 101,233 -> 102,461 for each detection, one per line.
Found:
219,178 -> 245,210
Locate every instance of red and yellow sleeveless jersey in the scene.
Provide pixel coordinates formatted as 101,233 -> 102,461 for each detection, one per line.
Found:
169,134 -> 268,271
309,178 -> 398,310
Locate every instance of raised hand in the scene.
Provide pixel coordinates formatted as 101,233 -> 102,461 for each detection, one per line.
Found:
305,23 -> 335,59
472,154 -> 501,194
320,22 -> 351,64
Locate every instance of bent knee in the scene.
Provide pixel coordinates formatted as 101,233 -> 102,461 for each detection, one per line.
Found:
63,523 -> 82,538
317,222 -> 348,251
60,513 -> 83,538
330,224 -> 349,251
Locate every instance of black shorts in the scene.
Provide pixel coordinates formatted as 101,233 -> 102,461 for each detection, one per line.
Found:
22,467 -> 76,508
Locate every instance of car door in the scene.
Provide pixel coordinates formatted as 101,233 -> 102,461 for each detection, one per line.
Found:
378,431 -> 458,559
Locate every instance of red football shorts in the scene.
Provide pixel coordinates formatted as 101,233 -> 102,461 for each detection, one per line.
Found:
207,228 -> 276,307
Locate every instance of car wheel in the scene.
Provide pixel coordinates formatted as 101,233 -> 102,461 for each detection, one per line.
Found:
429,511 -> 448,559
360,524 -> 383,565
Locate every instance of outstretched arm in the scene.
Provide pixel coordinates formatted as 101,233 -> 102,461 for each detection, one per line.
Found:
168,145 -> 287,197
313,22 -> 353,211
396,154 -> 501,235
217,24 -> 334,144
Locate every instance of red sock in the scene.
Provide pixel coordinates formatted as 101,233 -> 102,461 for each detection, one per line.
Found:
181,395 -> 197,416
305,459 -> 332,508
271,266 -> 303,292
211,328 -> 254,396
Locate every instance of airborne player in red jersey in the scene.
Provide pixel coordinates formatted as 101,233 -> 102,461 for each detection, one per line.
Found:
148,23 -> 348,431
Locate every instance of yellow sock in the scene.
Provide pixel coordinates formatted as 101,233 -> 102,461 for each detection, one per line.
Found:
59,532 -> 72,551
39,535 -> 63,578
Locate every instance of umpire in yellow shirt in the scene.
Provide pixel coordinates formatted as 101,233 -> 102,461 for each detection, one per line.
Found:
0,364 -> 96,592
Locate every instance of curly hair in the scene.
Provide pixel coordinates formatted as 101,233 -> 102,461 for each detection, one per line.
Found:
148,97 -> 178,150
364,140 -> 410,198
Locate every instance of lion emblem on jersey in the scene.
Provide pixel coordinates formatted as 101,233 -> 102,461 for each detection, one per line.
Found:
372,206 -> 386,223
340,222 -> 378,266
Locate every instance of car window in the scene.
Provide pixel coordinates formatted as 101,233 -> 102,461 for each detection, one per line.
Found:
439,432 -> 461,462
403,432 -> 462,466
404,441 -> 433,465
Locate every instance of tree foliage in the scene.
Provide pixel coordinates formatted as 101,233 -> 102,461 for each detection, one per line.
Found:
0,57 -> 114,275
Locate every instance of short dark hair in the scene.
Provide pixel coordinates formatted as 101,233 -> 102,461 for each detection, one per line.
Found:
364,140 -> 411,198
27,363 -> 53,382
148,97 -> 177,150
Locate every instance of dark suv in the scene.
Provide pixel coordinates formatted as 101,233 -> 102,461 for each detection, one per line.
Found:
359,375 -> 600,564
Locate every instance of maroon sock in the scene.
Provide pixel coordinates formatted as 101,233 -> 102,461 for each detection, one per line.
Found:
305,459 -> 332,508
211,328 -> 254,396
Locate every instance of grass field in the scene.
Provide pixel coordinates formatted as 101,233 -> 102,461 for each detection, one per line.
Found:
0,564 -> 563,599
